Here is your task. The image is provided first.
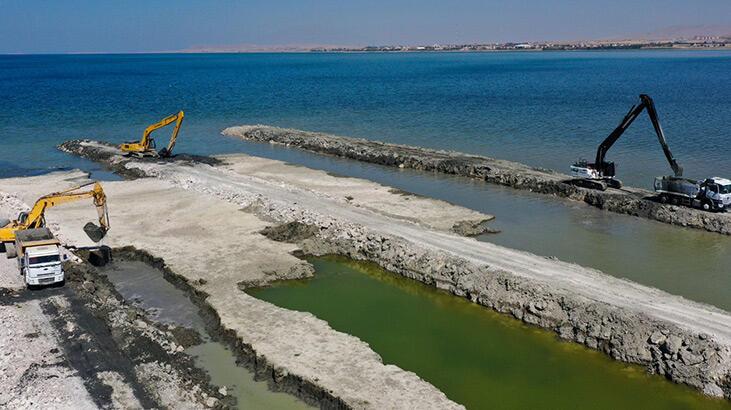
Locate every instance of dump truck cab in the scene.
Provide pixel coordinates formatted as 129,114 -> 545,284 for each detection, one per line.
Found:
702,177 -> 731,209
14,228 -> 65,287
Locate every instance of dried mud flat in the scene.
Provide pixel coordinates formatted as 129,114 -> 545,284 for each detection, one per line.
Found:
0,136 -> 731,408
2,167 -> 468,409
223,125 -> 731,235
52,139 -> 731,402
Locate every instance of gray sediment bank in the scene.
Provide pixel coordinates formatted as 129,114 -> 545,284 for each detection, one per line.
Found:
55,139 -> 731,400
222,125 -> 731,235
5,167 -> 464,409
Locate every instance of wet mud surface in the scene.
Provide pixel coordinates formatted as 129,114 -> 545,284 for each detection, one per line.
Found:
55,252 -> 229,408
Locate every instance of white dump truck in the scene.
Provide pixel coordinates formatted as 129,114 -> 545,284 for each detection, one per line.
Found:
654,176 -> 731,212
14,228 -> 66,287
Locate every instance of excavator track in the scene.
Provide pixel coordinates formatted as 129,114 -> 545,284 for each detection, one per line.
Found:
569,178 -> 608,191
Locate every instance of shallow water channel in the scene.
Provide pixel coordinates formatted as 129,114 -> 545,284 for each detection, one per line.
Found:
248,256 -> 731,410
100,260 -> 311,410
235,141 -> 731,311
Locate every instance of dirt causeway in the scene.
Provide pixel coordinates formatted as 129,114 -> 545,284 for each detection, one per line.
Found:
223,125 -> 731,235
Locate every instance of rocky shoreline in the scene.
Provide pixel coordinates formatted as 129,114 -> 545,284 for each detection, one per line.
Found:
295,224 -> 731,399
222,125 -> 731,235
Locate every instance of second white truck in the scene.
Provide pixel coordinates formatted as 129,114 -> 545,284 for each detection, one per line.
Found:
654,176 -> 731,212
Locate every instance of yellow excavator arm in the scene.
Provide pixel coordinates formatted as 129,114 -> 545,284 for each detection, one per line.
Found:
120,111 -> 185,158
0,181 -> 110,244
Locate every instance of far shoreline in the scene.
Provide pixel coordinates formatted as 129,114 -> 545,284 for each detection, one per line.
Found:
2,47 -> 731,57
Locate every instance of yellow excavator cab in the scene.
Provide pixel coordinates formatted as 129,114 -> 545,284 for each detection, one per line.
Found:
120,111 -> 185,158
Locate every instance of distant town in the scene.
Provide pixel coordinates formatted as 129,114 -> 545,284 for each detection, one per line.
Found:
310,36 -> 731,53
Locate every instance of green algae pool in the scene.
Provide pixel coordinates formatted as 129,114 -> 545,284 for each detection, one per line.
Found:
247,256 -> 730,410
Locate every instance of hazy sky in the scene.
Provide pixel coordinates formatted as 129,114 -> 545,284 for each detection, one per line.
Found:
1,0 -> 729,53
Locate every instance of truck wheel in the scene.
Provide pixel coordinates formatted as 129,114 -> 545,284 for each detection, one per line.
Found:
659,194 -> 668,204
702,201 -> 711,211
671,197 -> 679,205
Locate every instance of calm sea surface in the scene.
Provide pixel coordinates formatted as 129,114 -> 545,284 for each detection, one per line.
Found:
1,51 -> 730,186
3,51 -> 731,311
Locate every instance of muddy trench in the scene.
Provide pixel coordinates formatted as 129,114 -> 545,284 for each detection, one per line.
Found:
103,246 -> 346,409
57,250 -> 232,409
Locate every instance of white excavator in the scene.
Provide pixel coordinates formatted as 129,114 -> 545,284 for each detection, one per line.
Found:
570,94 -> 682,191
570,95 -> 731,212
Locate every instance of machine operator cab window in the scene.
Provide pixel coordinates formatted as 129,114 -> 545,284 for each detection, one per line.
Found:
28,254 -> 61,265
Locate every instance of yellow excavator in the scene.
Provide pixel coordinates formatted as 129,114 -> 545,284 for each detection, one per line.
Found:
0,181 -> 110,257
120,111 -> 184,158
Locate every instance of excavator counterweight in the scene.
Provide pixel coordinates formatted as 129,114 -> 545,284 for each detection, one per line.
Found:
120,111 -> 185,158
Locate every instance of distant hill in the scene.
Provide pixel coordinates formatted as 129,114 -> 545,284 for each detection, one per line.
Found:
634,24 -> 731,40
174,25 -> 731,54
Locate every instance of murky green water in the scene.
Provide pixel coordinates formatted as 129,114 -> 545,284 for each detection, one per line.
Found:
101,261 -> 310,409
186,342 -> 310,410
248,256 -> 731,410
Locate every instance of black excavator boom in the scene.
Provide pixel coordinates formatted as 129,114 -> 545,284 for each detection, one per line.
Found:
572,94 -> 683,190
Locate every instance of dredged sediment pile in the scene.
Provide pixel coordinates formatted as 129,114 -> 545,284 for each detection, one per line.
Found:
57,139 -> 731,400
222,125 -> 731,235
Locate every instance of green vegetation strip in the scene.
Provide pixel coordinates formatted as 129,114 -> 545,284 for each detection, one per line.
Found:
247,256 -> 730,410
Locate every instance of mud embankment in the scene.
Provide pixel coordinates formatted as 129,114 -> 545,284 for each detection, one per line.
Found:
58,139 -> 222,180
222,125 -> 731,235
57,138 -> 731,400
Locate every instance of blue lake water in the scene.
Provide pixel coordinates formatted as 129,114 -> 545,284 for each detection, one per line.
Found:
3,51 -> 731,312
1,51 -> 730,186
